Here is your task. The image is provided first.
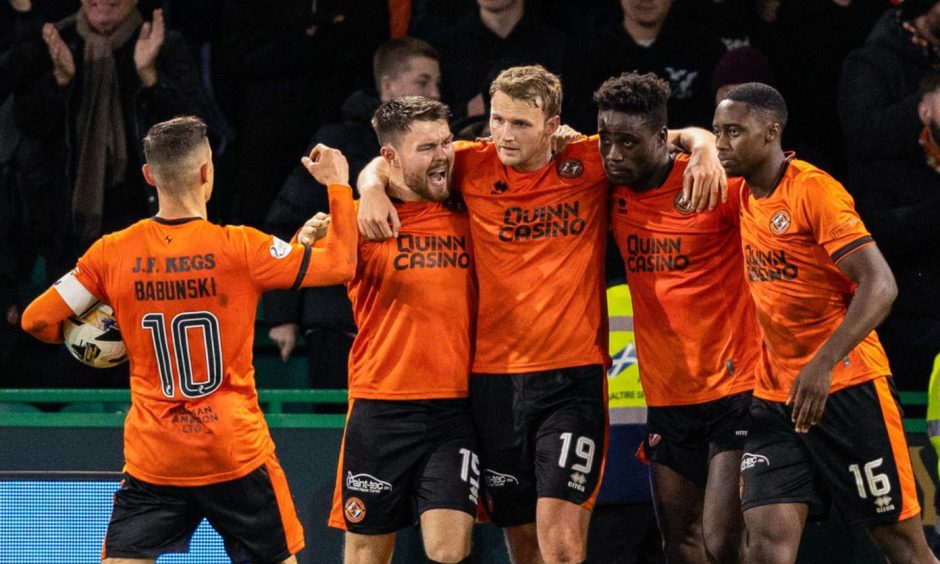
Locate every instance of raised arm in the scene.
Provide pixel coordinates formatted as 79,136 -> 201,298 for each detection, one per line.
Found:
296,145 -> 357,285
668,127 -> 726,212
788,245 -> 897,433
356,156 -> 399,240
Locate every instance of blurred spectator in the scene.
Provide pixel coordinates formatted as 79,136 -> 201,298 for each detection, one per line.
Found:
11,0 -> 207,250
758,0 -> 887,174
711,45 -> 774,104
838,1 -> 940,392
424,0 -> 568,120
409,0 -> 475,38
9,0 -> 207,387
537,0 -> 622,40
262,37 -> 441,393
565,0 -> 725,132
211,0 -> 388,228
673,0 -> 770,51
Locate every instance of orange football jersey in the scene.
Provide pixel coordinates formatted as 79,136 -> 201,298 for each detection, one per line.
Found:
346,200 -> 476,399
40,185 -> 356,486
738,159 -> 891,401
453,139 -> 609,373
610,154 -> 759,406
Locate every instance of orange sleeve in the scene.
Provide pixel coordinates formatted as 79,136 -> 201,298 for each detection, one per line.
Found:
245,184 -> 357,290
300,184 -> 357,285
803,174 -> 873,263
20,287 -> 73,343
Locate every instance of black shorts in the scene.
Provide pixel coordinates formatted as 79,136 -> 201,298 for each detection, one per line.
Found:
329,398 -> 480,534
643,391 -> 752,487
103,454 -> 304,563
740,377 -> 921,528
470,364 -> 608,527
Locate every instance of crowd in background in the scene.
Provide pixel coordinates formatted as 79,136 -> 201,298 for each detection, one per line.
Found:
0,0 -> 937,401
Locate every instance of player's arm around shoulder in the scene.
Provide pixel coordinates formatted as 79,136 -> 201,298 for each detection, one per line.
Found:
299,144 -> 357,285
669,127 -> 727,212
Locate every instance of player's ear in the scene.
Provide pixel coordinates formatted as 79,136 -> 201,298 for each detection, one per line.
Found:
545,114 -> 561,136
200,161 -> 211,184
919,98 -> 931,125
658,126 -> 668,147
141,163 -> 157,187
766,122 -> 781,143
380,146 -> 400,168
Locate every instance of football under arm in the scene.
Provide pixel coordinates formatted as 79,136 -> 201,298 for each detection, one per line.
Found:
21,287 -> 74,343
300,184 -> 358,286
812,244 -> 898,368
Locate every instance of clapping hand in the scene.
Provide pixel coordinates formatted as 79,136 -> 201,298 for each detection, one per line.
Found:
135,9 -> 164,87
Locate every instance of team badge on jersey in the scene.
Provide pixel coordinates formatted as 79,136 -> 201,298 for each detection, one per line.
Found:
557,158 -> 584,179
269,237 -> 292,259
344,497 -> 366,523
616,197 -> 628,214
769,210 -> 791,235
491,180 -> 509,194
673,192 -> 694,215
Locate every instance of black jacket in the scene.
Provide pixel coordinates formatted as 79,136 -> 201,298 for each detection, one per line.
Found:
262,89 -> 381,333
564,13 -> 725,132
839,10 -> 940,316
11,9 -> 207,243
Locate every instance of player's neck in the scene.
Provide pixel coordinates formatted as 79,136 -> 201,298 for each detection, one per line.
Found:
746,150 -> 788,199
512,146 -> 553,173
480,3 -> 524,39
623,17 -> 663,44
388,178 -> 426,202
631,151 -> 673,193
155,192 -> 208,220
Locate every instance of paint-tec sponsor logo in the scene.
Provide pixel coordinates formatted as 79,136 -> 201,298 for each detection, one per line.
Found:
269,237 -> 292,259
345,472 -> 392,494
568,472 -> 587,493
484,469 -> 519,488
740,453 -> 770,471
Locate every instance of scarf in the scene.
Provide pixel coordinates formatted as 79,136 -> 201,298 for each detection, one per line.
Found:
919,125 -> 940,174
70,6 -> 143,242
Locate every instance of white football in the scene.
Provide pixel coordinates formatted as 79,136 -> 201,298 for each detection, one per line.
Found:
63,304 -> 128,368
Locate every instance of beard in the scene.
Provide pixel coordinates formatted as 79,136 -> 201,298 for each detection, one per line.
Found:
403,165 -> 451,202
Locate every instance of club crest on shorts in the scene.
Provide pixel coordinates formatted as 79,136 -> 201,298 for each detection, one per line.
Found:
648,433 -> 662,447
557,158 -> 584,179
769,210 -> 791,235
674,192 -> 694,215
344,497 -> 366,523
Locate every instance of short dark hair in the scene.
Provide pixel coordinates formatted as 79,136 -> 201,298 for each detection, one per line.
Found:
142,116 -> 209,192
143,116 -> 208,167
371,96 -> 451,146
593,71 -> 670,130
723,82 -> 788,129
373,37 -> 440,92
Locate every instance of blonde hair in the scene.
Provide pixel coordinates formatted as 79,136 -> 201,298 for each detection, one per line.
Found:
489,65 -> 563,118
